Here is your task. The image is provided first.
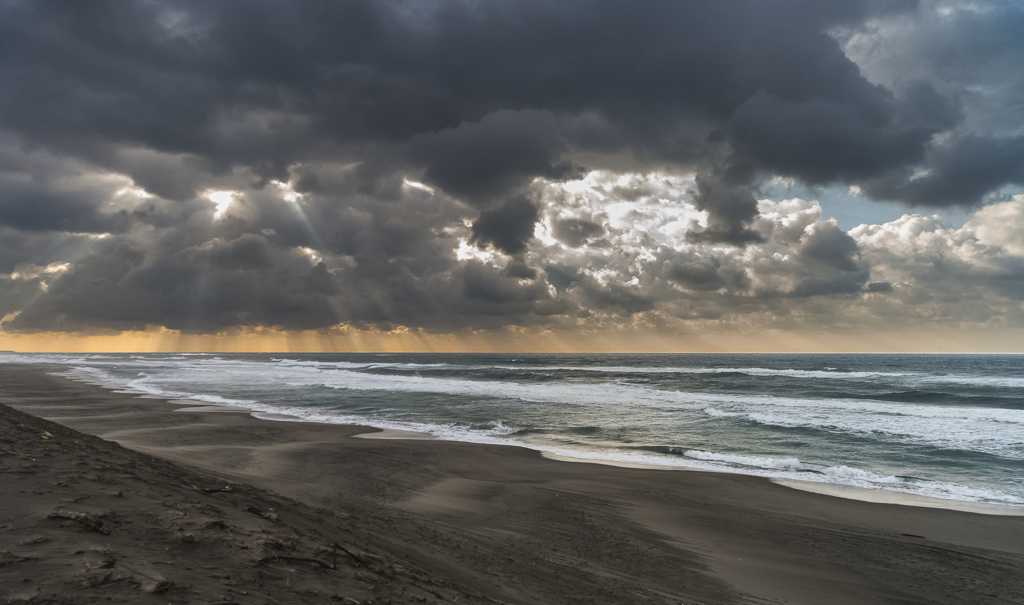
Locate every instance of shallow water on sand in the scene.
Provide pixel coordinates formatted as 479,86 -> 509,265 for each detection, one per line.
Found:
5,352 -> 1024,509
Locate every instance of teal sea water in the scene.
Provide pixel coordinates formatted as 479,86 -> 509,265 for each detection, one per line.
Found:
5,352 -> 1023,508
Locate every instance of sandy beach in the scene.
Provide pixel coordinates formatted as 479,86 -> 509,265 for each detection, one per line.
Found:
2,364 -> 1023,605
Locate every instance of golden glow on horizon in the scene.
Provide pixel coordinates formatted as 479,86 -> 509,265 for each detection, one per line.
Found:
1,325 -> 1023,354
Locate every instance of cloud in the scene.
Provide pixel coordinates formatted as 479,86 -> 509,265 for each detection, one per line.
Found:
799,223 -> 862,273
458,261 -> 551,318
727,83 -> 960,184
3,233 -> 348,334
685,168 -> 765,245
851,195 -> 1024,321
861,134 -> 1024,206
470,197 -> 541,255
0,0 -> 1021,339
3,166 -> 1023,336
410,110 -> 583,206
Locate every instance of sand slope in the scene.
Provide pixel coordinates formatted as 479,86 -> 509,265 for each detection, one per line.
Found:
0,400 -> 506,605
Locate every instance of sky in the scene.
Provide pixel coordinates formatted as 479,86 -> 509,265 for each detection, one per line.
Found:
1,0 -> 1023,353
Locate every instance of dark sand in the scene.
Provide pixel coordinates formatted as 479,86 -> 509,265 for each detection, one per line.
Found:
2,365 -> 1023,605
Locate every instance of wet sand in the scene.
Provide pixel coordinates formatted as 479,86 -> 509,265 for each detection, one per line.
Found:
2,364 -> 1023,604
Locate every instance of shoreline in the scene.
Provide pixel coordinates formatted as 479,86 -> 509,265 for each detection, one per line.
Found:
4,363 -> 1024,604
772,478 -> 1024,516
55,361 -> 1024,516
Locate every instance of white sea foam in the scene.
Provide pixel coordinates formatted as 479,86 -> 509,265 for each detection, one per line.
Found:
683,450 -> 805,472
12,352 -> 1024,459
298,367 -> 1024,459
485,420 -> 517,435
539,445 -> 1024,506
270,358 -> 456,371
8,351 -> 1023,388
820,465 -> 901,484
919,375 -> 1024,388
61,367 -> 259,408
673,450 -> 1022,504
494,364 -> 915,379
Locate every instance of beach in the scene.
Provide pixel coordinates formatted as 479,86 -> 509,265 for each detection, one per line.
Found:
2,364 -> 1023,605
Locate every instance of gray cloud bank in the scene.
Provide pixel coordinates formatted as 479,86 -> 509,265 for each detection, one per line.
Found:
0,0 -> 1022,337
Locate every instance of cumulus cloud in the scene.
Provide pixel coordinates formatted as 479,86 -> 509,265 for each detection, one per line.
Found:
0,0 -> 1021,338
852,195 -> 1024,317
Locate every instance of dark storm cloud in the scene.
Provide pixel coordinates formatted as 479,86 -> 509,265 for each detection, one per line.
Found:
458,261 -> 551,318
0,1 -> 964,201
544,265 -> 582,292
410,110 -> 583,206
470,198 -> 540,255
685,168 -> 765,245
0,181 -> 113,234
662,255 -> 728,292
727,83 -> 962,184
0,141 -> 137,234
552,218 -> 605,249
799,224 -> 862,273
583,284 -> 656,316
502,261 -> 538,281
3,234 -> 346,333
861,135 -> 1024,207
0,229 -> 88,273
0,0 -> 1021,334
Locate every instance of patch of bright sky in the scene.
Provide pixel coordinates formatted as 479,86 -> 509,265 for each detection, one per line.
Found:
8,261 -> 71,281
99,178 -> 151,212
272,180 -> 302,202
403,178 -> 435,194
297,246 -> 322,264
760,178 -> 974,230
208,190 -> 237,219
456,239 -> 501,264
534,217 -> 560,247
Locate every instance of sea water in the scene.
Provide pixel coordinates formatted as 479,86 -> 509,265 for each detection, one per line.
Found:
4,352 -> 1023,509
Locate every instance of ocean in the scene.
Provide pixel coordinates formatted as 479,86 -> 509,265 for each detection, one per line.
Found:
4,352 -> 1023,509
